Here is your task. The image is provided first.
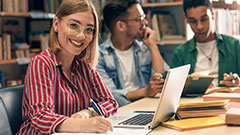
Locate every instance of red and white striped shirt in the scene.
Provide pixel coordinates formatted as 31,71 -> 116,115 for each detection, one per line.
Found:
17,49 -> 118,135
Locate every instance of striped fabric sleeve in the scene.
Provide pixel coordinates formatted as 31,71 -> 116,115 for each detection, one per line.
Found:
88,66 -> 118,117
23,56 -> 68,134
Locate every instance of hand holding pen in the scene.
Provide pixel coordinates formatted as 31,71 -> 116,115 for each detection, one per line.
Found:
70,99 -> 104,119
220,72 -> 240,87
90,99 -> 104,117
89,99 -> 113,133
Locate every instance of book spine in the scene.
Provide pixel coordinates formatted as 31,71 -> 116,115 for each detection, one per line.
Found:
0,70 -> 5,88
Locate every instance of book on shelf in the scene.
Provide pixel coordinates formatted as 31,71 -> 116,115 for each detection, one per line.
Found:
182,73 -> 214,97
151,12 -> 182,42
4,79 -> 22,87
215,9 -> 240,38
162,116 -> 225,131
29,34 -> 49,52
161,35 -> 185,41
2,0 -> 14,12
2,0 -> 28,12
225,108 -> 240,125
0,37 -> 2,60
203,93 -> 240,102
205,87 -> 240,94
151,14 -> 161,41
157,12 -> 177,36
176,100 -> 229,119
140,0 -> 182,4
0,70 -> 5,88
2,34 -> 11,60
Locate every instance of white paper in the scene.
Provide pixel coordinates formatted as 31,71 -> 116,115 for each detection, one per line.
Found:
52,128 -> 150,135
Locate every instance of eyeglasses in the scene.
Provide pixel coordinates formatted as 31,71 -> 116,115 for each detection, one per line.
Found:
121,14 -> 146,23
61,19 -> 96,38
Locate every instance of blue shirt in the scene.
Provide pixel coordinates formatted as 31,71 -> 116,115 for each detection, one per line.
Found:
96,38 -> 169,96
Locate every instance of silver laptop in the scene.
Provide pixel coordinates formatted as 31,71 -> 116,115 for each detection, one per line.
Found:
109,64 -> 190,129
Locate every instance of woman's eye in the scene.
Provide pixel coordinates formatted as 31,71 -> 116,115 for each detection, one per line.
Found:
86,27 -> 94,33
69,23 -> 78,29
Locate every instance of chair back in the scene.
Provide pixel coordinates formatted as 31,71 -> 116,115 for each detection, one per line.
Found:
0,85 -> 24,134
0,97 -> 12,135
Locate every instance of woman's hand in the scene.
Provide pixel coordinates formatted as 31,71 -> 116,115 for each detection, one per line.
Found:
84,116 -> 113,133
56,116 -> 113,133
70,109 -> 91,119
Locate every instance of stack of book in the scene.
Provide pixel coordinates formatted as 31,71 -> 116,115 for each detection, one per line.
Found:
226,108 -> 240,125
203,93 -> 240,102
205,87 -> 240,94
176,100 -> 229,119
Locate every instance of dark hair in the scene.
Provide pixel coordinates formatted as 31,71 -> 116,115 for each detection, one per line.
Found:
103,0 -> 139,32
183,0 -> 212,15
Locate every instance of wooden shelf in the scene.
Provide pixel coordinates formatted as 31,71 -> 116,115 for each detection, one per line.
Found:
142,2 -> 182,8
213,0 -> 240,10
0,59 -> 17,65
157,40 -> 186,45
0,12 -> 30,17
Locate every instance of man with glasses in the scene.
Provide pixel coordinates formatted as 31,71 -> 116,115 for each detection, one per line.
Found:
96,0 -> 168,107
171,0 -> 240,88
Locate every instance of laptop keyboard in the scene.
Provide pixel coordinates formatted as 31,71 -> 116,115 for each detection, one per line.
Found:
118,113 -> 154,125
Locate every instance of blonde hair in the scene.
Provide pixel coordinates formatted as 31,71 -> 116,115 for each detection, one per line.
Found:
48,0 -> 99,68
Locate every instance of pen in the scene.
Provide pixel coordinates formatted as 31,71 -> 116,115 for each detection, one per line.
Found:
230,72 -> 236,84
90,99 -> 104,117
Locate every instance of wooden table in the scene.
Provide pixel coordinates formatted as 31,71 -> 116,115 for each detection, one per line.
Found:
119,97 -> 240,135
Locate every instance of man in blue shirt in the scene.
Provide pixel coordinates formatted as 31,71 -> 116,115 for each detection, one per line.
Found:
96,0 -> 168,107
171,0 -> 240,88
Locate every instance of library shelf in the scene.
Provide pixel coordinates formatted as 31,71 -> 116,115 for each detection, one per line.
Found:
157,40 -> 186,45
0,12 -> 30,17
0,59 -> 17,65
142,2 -> 182,8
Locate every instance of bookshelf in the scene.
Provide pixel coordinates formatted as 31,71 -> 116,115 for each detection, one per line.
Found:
142,2 -> 187,46
142,1 -> 183,8
0,59 -> 17,65
141,0 -> 240,65
0,0 -> 60,87
0,12 -> 30,17
212,0 -> 240,40
140,1 -> 186,65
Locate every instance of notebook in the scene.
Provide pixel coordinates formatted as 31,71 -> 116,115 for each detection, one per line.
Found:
162,116 -> 225,131
109,64 -> 190,129
181,74 -> 214,97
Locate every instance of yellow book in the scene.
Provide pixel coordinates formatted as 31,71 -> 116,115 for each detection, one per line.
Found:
162,116 -> 225,131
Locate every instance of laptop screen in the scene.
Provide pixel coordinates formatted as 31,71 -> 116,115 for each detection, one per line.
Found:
150,64 -> 190,128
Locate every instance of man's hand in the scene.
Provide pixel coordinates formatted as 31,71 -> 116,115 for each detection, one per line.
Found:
141,27 -> 157,48
220,73 -> 240,87
144,73 -> 164,97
